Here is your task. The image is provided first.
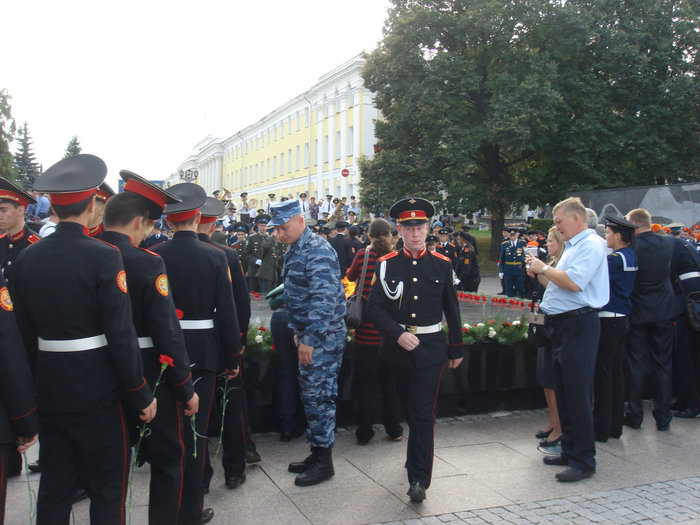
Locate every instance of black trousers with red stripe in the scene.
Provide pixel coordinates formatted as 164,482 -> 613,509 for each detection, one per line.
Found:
140,395 -> 185,525
36,403 -> 130,525
178,371 -> 215,525
392,363 -> 444,488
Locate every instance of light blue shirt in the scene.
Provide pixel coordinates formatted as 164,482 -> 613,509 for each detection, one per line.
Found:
540,228 -> 609,315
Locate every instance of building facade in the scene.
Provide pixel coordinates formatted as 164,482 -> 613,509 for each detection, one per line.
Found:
167,55 -> 378,212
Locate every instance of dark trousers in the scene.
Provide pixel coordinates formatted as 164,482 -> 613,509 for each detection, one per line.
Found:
37,403 -> 130,525
0,444 -> 8,525
353,343 -> 402,442
549,311 -> 599,472
673,313 -> 700,411
393,363 -> 444,487
504,272 -> 525,298
625,320 -> 674,427
140,395 -> 185,525
178,371 -> 215,525
272,311 -> 301,432
594,316 -> 629,441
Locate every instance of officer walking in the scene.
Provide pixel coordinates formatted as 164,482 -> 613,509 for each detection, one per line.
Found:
367,197 -> 464,503
499,228 -> 527,298
268,199 -> 346,487
243,214 -> 271,293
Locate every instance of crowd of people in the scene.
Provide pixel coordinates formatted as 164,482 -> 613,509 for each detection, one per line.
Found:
1,159 -> 699,523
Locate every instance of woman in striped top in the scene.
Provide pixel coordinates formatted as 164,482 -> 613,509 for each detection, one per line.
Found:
346,219 -> 403,445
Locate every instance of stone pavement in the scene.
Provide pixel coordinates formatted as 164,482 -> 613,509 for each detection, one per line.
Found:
7,404 -> 700,524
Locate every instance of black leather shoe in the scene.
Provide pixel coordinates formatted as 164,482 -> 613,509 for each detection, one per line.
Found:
623,415 -> 641,429
294,447 -> 334,486
407,481 -> 426,502
535,428 -> 553,439
555,467 -> 594,482
675,408 -> 700,419
245,449 -> 261,464
543,454 -> 568,466
200,508 -> 214,524
27,460 -> 41,473
289,449 -> 317,473
539,437 -> 561,447
225,472 -> 246,490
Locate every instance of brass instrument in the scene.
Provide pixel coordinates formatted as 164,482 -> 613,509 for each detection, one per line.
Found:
328,200 -> 346,222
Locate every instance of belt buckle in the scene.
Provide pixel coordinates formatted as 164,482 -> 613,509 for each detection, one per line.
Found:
407,325 -> 418,335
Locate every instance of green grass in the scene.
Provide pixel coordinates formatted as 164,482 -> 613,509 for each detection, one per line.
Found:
471,230 -> 499,274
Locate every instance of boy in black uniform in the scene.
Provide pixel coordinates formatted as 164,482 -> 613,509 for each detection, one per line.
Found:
153,183 -> 241,525
102,171 -> 200,525
197,198 -> 259,492
367,197 -> 464,503
11,154 -> 156,525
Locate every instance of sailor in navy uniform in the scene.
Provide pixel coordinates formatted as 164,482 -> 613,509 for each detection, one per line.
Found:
0,178 -> 40,286
367,197 -> 463,503
11,154 -> 156,525
152,184 -> 241,525
197,198 -> 259,492
102,170 -> 199,525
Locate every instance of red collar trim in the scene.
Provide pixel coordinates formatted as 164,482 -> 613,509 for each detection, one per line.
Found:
10,228 -> 26,242
402,246 -> 427,259
88,224 -> 103,237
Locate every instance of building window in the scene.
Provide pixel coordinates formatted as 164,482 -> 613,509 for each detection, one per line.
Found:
347,126 -> 354,156
304,143 -> 310,168
288,149 -> 292,172
296,113 -> 300,131
273,156 -> 277,177
280,122 -> 285,139
305,108 -> 310,127
266,159 -> 270,180
335,131 -> 341,159
314,139 -> 318,165
295,146 -> 300,171
324,135 -> 329,162
280,153 -> 284,175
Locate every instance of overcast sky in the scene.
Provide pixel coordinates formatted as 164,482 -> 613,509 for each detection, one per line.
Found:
5,0 -> 392,188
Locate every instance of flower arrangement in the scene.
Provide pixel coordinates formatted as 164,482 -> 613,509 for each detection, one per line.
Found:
244,323 -> 275,360
461,315 -> 529,346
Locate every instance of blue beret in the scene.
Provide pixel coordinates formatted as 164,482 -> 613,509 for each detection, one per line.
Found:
268,199 -> 302,226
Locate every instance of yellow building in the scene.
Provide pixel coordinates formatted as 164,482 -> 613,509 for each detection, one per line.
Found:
168,55 -> 378,212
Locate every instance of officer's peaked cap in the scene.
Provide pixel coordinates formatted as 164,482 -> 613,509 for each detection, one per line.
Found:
389,197 -> 434,226
35,154 -> 107,204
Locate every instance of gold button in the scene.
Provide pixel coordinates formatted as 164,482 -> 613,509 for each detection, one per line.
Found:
412,260 -> 417,265
413,295 -> 418,300
412,277 -> 417,282
411,313 -> 416,318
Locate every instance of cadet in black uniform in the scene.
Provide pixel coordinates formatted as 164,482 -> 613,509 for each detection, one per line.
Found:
197,198 -> 259,492
0,270 -> 38,523
103,171 -> 199,525
0,178 -> 40,286
11,154 -> 156,525
87,182 -> 114,237
153,184 -> 242,525
367,197 -> 464,503
329,220 -> 354,277
435,228 -> 458,271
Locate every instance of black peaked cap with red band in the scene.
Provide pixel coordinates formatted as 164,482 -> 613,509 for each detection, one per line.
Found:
163,183 -> 206,222
120,170 -> 181,220
389,197 -> 435,226
200,197 -> 225,224
0,177 -> 37,208
96,182 -> 115,202
34,154 -> 107,205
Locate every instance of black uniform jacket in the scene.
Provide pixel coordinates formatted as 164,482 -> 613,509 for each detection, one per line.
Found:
198,233 -> 251,341
670,237 -> 700,317
368,247 -> 464,369
0,224 -> 40,285
630,231 -> 675,324
0,272 -> 38,444
153,230 -> 241,372
11,221 -> 152,415
330,233 -> 354,277
101,231 -> 194,404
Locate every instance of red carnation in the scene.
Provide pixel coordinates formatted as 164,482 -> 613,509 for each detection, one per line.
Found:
175,308 -> 184,320
258,326 -> 267,332
271,343 -> 277,351
159,354 -> 174,367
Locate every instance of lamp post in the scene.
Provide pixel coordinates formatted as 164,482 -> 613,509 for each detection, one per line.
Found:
179,168 -> 199,183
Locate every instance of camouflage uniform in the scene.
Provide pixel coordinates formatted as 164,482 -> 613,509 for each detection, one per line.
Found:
283,226 -> 346,447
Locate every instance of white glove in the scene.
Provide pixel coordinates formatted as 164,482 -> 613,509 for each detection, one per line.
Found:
454,278 -> 461,285
255,259 -> 262,266
499,272 -> 504,280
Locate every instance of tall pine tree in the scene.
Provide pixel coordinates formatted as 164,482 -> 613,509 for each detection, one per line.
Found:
63,135 -> 82,158
14,122 -> 41,189
0,89 -> 17,182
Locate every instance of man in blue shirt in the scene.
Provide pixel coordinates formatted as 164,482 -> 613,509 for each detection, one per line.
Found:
526,197 -> 609,482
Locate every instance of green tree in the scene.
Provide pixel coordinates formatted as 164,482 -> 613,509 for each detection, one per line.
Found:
14,122 -> 41,189
63,135 -> 82,158
0,89 -> 18,182
360,0 -> 699,259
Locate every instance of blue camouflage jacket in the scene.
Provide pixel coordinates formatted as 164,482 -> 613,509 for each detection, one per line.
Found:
282,227 -> 346,348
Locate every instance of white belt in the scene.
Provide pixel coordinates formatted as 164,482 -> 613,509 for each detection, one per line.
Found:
399,323 -> 443,334
138,337 -> 154,348
679,272 -> 700,281
598,311 -> 627,318
38,334 -> 108,352
179,319 -> 215,330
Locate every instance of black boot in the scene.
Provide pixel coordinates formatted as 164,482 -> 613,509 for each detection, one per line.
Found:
288,447 -> 317,473
294,447 -> 334,486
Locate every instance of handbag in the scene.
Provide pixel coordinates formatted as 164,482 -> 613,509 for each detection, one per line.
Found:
345,249 -> 370,329
527,289 -> 549,346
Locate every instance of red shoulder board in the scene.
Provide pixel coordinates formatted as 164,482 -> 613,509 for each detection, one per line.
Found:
431,251 -> 451,263
378,250 -> 399,262
27,234 -> 40,244
0,233 -> 6,240
136,247 -> 160,257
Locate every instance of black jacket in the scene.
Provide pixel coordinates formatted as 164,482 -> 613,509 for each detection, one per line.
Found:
630,231 -> 675,324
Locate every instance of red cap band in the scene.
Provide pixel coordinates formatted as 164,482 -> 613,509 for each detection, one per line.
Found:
397,210 -> 428,223
167,209 -> 199,222
199,216 -> 217,224
96,190 -> 110,202
123,179 -> 167,209
50,189 -> 97,205
0,191 -> 28,208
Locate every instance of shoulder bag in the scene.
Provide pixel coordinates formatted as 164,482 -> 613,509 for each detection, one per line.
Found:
345,249 -> 370,329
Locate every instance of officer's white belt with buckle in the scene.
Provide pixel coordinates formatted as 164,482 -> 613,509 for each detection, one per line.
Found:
38,334 -> 108,352
598,311 -> 626,318
679,272 -> 700,281
400,323 -> 442,334
138,337 -> 154,348
179,319 -> 215,330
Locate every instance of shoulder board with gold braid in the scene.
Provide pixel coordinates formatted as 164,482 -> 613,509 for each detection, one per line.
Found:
377,250 -> 399,262
431,250 -> 451,263
27,234 -> 40,244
